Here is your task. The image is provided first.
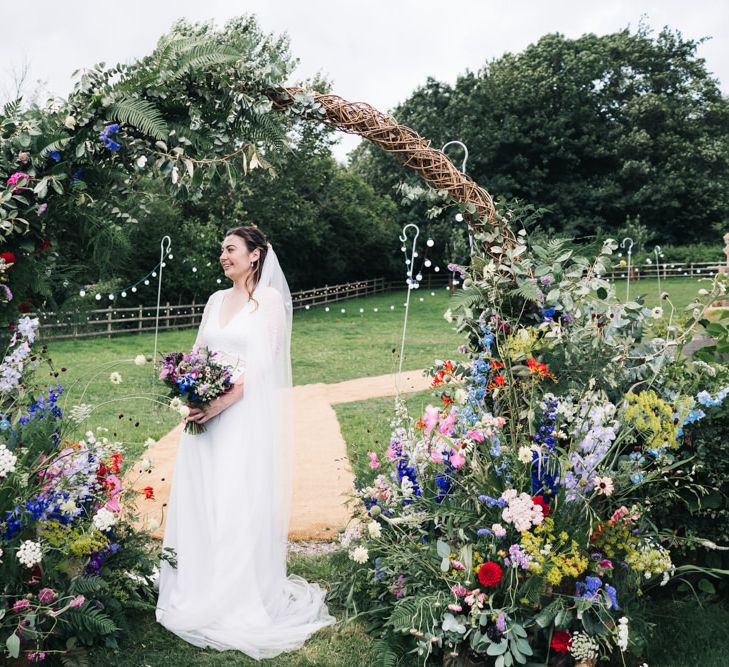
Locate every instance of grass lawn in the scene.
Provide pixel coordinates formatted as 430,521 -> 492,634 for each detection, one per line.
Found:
41,289 -> 464,465
611,276 -> 712,309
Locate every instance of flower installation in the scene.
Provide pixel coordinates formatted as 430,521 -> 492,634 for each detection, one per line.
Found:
338,227 -> 729,666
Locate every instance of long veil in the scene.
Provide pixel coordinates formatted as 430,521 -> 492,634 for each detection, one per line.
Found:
242,243 -> 294,590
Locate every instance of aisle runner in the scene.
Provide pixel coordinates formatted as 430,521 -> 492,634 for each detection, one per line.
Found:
124,369 -> 431,541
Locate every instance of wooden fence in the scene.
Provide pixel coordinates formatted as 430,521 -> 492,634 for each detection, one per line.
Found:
32,276 -> 440,341
607,261 -> 725,280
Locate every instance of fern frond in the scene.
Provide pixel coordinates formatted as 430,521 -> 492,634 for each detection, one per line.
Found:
107,98 -> 168,140
510,279 -> 543,303
173,44 -> 243,78
61,606 -> 119,637
41,135 -> 72,155
241,109 -> 290,152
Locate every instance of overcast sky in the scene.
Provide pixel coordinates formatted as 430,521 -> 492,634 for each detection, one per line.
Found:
2,0 -> 727,163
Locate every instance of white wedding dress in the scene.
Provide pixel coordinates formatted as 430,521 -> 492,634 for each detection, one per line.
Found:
156,278 -> 336,660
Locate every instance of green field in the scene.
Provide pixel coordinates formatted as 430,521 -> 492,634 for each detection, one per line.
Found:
42,289 -> 464,463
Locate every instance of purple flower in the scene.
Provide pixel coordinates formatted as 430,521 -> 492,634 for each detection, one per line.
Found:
38,203 -> 48,216
496,612 -> 506,633
539,275 -> 553,287
37,588 -> 57,604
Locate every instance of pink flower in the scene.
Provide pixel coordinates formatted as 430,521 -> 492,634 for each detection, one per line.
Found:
466,429 -> 485,442
104,474 -> 122,513
7,171 -> 30,191
37,588 -> 57,604
367,451 -> 380,470
430,449 -> 444,464
450,585 -> 467,597
438,407 -> 457,435
69,595 -> 85,608
13,599 -> 31,613
593,475 -> 614,496
447,603 -> 462,612
423,404 -> 440,434
598,559 -> 613,572
449,449 -> 466,469
450,559 -> 465,570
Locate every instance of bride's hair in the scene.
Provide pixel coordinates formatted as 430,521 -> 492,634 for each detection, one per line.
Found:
224,225 -> 269,308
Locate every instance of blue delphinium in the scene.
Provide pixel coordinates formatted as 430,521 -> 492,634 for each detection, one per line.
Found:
100,123 -> 121,152
531,397 -> 559,498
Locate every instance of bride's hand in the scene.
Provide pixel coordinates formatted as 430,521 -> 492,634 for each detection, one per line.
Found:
186,399 -> 225,425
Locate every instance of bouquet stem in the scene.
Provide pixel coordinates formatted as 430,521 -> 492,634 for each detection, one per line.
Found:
184,421 -> 207,435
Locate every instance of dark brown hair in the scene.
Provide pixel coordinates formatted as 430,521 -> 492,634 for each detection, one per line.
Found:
224,225 -> 268,308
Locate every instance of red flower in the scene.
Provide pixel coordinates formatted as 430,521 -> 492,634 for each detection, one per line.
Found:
415,418 -> 425,430
441,395 -> 454,406
431,371 -> 445,388
36,238 -> 52,253
488,374 -> 506,389
1,252 -> 16,267
477,561 -> 503,588
142,486 -> 155,500
532,495 -> 550,518
550,630 -> 571,653
109,453 -> 122,473
490,360 -> 504,370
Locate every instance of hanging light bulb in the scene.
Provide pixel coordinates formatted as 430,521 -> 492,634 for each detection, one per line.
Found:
373,307 -> 378,312
144,280 -> 150,285
426,238 -> 434,247
192,267 -> 197,273
434,266 -> 440,272
325,307 -> 330,312
455,213 -> 464,222
108,294 -> 114,300
161,262 -> 166,268
168,253 -> 174,259
152,271 -> 157,277
340,308 -> 346,313
416,273 -> 422,281
216,278 -> 222,284
79,290 -> 86,297
424,259 -> 432,267
95,294 -> 101,301
121,291 -> 127,297
405,259 -> 411,265
132,286 -> 137,293
305,305 -> 310,310
413,251 -> 418,258
390,305 -> 395,310
359,308 -> 364,313
401,246 -> 406,252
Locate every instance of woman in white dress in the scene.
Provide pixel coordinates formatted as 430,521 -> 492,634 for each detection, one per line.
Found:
156,225 -> 336,660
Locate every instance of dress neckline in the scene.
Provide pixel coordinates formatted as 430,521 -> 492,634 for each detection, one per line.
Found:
216,290 -> 252,329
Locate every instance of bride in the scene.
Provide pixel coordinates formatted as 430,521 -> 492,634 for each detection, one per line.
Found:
155,225 -> 336,659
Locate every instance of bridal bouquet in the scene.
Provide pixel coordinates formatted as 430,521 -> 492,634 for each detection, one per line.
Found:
159,346 -> 234,434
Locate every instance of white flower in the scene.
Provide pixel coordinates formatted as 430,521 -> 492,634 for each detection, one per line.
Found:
339,522 -> 362,548
401,476 -> 414,497
698,288 -> 709,296
454,388 -> 468,405
146,517 -> 161,532
593,475 -> 614,496
134,354 -> 147,366
651,306 -> 663,319
491,523 -> 507,538
443,309 -> 453,322
349,546 -> 369,564
64,115 -> 77,129
0,546 -> 3,562
367,521 -> 382,539
68,404 -> 93,424
517,446 -> 533,463
0,444 -> 18,478
17,540 -> 43,568
569,631 -> 599,661
138,458 -> 153,473
616,616 -> 629,651
501,491 -> 544,531
136,155 -> 148,168
109,371 -> 123,384
178,405 -> 190,419
442,612 -> 466,635
144,437 -> 156,448
169,397 -> 182,411
92,508 -> 117,532
60,499 -> 78,515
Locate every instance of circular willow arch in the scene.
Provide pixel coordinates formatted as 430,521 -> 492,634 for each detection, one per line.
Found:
267,87 -> 517,255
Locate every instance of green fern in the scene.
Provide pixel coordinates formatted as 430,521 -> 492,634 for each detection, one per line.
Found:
69,576 -> 109,596
60,646 -> 91,667
517,573 -> 545,605
172,44 -> 243,78
510,279 -> 543,303
107,98 -> 168,140
41,135 -> 72,155
60,606 -> 119,639
241,109 -> 290,152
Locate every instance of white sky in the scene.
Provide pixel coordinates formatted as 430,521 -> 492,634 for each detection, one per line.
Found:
1,0 -> 727,163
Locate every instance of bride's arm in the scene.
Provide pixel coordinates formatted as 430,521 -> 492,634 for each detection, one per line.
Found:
193,293 -> 214,350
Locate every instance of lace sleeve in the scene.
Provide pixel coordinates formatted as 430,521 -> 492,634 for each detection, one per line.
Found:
193,292 -> 216,349
260,287 -> 286,359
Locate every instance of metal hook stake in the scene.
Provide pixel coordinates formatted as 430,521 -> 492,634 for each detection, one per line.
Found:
396,223 -> 420,398
153,236 -> 172,376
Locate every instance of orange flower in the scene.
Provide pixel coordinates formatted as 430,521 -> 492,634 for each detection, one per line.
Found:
109,453 -> 123,473
441,395 -> 454,406
526,357 -> 556,380
431,371 -> 445,388
488,374 -> 506,389
141,486 -> 155,500
415,418 -> 426,430
490,360 -> 504,370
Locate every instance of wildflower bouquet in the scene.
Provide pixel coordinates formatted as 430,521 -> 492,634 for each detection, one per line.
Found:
158,346 -> 234,434
339,220 -> 729,666
1,317 -> 163,663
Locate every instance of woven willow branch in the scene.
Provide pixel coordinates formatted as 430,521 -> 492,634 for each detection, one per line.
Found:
267,87 -> 516,253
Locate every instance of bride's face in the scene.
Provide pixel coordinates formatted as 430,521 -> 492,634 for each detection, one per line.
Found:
220,235 -> 260,282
